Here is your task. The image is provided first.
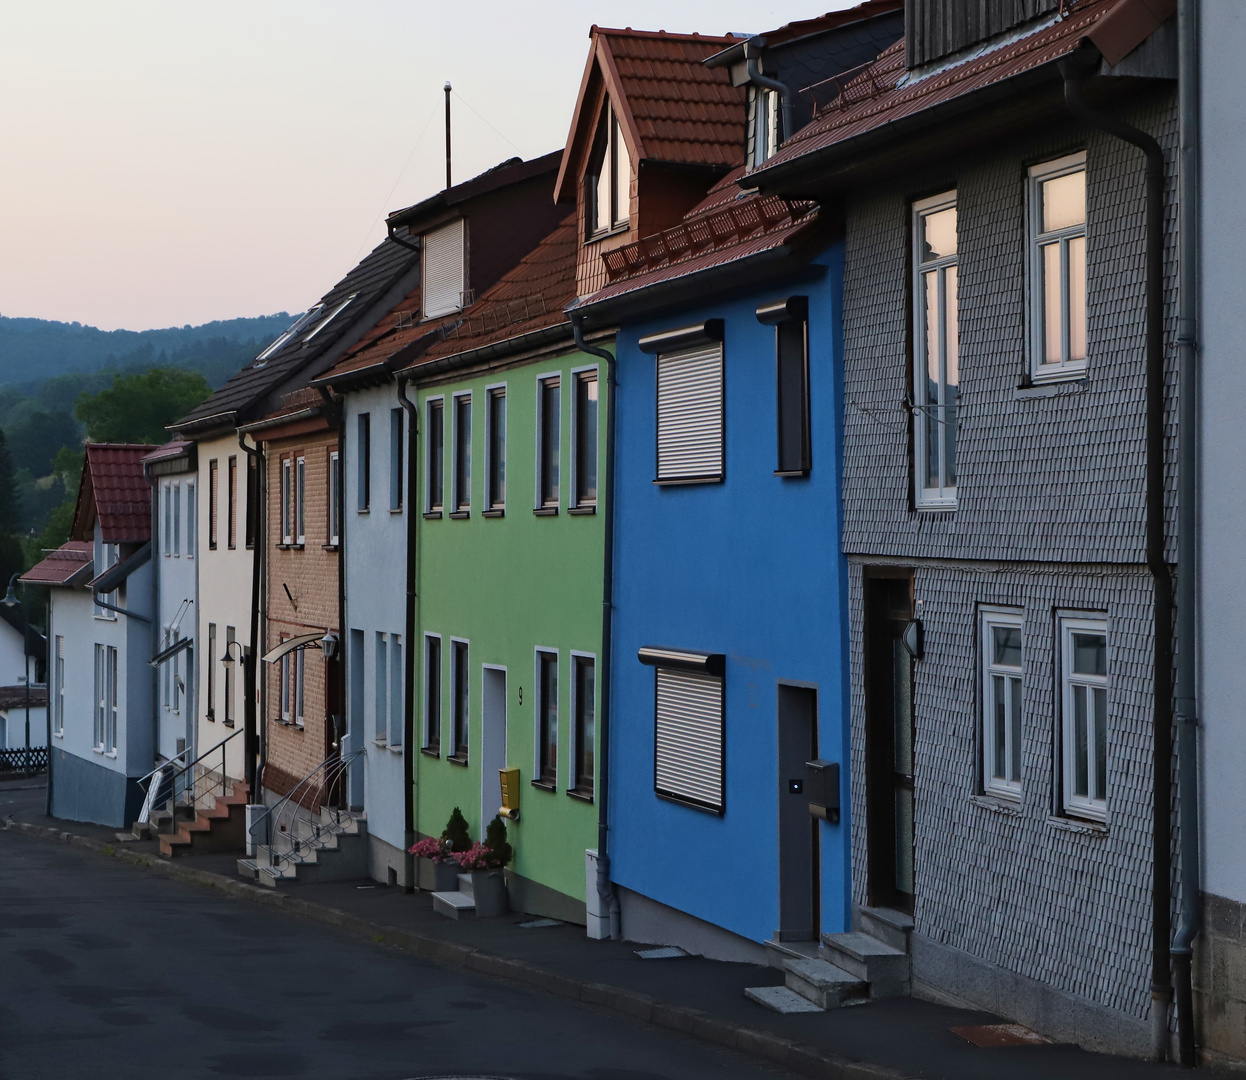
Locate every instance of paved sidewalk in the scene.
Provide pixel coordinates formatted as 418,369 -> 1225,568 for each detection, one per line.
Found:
2,777 -> 1181,1080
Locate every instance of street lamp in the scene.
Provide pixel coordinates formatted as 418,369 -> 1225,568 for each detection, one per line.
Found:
220,639 -> 256,791
2,573 -> 32,776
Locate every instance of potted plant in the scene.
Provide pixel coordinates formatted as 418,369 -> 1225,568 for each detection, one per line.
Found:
453,815 -> 513,917
408,807 -> 473,893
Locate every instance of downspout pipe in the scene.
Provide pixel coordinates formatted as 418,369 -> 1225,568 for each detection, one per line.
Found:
744,41 -> 794,148
238,431 -> 263,796
147,469 -> 161,769
1173,2 -> 1201,1067
1059,50 -> 1174,1063
397,374 -> 420,893
572,315 -> 621,941
387,220 -> 421,256
317,388 -> 348,795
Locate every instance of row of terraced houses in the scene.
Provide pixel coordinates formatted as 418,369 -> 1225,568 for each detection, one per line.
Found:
22,0 -> 1246,1066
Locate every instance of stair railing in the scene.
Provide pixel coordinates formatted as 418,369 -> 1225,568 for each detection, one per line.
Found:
140,727 -> 245,832
255,748 -> 363,872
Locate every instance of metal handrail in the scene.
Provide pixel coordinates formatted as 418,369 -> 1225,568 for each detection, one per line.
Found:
141,726 -> 246,832
255,749 -> 362,870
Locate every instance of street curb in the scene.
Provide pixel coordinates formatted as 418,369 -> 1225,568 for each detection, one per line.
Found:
3,815 -> 915,1080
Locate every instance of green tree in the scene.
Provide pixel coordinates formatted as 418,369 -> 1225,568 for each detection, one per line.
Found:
0,429 -> 20,535
442,807 -> 473,854
5,410 -> 81,477
75,367 -> 210,445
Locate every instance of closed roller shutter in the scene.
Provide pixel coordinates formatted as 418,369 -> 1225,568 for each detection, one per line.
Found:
655,667 -> 724,813
656,343 -> 723,482
423,219 -> 466,318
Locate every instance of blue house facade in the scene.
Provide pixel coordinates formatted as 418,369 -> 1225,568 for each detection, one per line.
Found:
606,250 -> 848,958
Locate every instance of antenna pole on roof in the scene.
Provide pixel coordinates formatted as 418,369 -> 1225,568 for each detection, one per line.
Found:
444,81 -> 452,190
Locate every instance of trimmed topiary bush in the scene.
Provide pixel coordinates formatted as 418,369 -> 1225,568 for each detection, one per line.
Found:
442,807 -> 472,854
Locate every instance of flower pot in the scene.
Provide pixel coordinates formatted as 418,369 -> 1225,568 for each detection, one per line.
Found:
428,859 -> 460,893
470,868 -> 508,917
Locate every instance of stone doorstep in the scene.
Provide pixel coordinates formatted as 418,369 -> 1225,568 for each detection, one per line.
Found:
432,890 -> 476,919
783,957 -> 869,1008
763,938 -> 824,971
744,985 -> 825,1014
855,906 -> 914,954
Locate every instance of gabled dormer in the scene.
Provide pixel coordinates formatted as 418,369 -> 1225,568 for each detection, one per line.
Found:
555,27 -> 748,298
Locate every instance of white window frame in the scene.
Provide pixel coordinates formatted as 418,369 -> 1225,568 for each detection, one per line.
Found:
485,383 -> 507,512
450,637 -> 470,761
172,481 -> 181,556
280,459 -> 293,545
425,396 -> 445,514
451,392 -> 472,515
94,643 -> 106,748
534,648 -> 559,787
295,455 -> 306,545
163,483 -> 172,556
106,646 -> 118,754
912,190 -> 959,510
1028,152 -> 1088,383
279,641 -> 291,723
186,481 -> 195,558
423,633 -> 442,753
328,450 -> 341,545
172,646 -> 181,714
570,365 -> 599,510
94,542 -> 119,619
586,104 -> 631,238
375,632 -> 388,742
295,646 -> 305,727
1059,613 -> 1109,822
535,373 -> 561,510
980,607 -> 1023,799
749,85 -> 780,169
389,633 -> 403,747
53,636 -> 64,736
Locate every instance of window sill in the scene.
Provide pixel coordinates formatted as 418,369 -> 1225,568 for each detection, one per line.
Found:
565,788 -> 594,804
530,778 -> 557,792
482,509 -> 505,518
1015,379 -> 1088,399
447,754 -> 469,767
276,543 -> 304,551
970,793 -> 1022,816
423,511 -> 443,520
774,469 -> 810,479
421,746 -> 441,759
1025,370 -> 1088,391
53,731 -> 63,740
568,505 -> 596,516
223,719 -> 235,729
585,223 -> 630,244
322,543 -> 340,551
533,507 -> 559,517
357,509 -> 370,515
389,507 -> 404,515
653,476 -> 723,487
387,743 -> 403,754
373,738 -> 388,747
209,544 -> 219,552
93,614 -> 118,622
105,751 -> 118,759
449,511 -> 470,520
206,712 -> 216,722
1047,814 -> 1108,836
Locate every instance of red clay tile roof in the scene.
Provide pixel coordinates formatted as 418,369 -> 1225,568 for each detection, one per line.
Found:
555,27 -> 747,203
21,542 -> 94,588
574,173 -> 819,311
72,445 -> 154,544
756,0 -> 1126,180
415,213 -> 578,367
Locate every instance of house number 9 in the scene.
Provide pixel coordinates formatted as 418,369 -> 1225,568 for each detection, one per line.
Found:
518,687 -> 523,705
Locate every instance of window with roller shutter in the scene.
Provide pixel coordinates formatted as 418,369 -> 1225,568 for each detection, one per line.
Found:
422,219 -> 466,318
652,666 -> 725,814
655,343 -> 724,483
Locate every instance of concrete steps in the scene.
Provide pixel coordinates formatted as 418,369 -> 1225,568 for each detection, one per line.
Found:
747,907 -> 914,1014
235,808 -> 367,888
432,873 -> 476,919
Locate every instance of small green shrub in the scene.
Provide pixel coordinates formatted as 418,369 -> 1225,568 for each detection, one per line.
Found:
442,807 -> 472,854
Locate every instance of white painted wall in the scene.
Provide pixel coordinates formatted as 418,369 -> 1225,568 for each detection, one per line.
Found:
154,473 -> 198,764
0,706 -> 47,749
1198,1 -> 1246,906
0,620 -> 26,685
194,432 -> 255,783
342,383 -> 408,857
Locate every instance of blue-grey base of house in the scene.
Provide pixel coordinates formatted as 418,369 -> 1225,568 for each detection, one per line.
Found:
910,932 -> 1152,1059
618,886 -> 769,965
50,746 -> 144,829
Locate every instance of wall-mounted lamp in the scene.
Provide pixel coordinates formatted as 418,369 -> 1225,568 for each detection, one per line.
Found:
320,631 -> 340,661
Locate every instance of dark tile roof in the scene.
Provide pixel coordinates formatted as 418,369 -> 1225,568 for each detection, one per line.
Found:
0,685 -> 48,711
73,445 -> 154,544
754,0 -> 1131,180
241,387 -> 328,435
141,439 -> 193,466
21,541 -> 94,587
556,27 -> 747,202
387,151 -> 563,228
173,227 -> 420,433
415,213 -> 578,367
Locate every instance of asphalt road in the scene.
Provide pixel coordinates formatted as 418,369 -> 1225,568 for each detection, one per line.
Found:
0,828 -> 798,1080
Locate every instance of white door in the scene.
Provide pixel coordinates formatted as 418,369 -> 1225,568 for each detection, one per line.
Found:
480,667 -> 507,838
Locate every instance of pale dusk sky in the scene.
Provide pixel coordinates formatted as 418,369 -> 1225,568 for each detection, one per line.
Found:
1,1 -> 856,332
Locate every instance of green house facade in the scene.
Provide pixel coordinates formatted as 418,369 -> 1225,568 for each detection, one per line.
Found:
407,217 -> 609,922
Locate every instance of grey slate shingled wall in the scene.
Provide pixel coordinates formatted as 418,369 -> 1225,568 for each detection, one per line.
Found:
840,89 -> 1179,1053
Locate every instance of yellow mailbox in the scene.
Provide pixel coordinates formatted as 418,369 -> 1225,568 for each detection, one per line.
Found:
499,767 -> 520,821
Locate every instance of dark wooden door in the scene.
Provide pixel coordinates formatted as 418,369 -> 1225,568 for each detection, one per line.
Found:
863,571 -> 915,914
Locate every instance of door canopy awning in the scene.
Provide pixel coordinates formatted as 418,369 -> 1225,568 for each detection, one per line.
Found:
262,632 -> 325,665
149,636 -> 193,668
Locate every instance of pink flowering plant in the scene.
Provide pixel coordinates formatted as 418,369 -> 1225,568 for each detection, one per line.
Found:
407,836 -> 451,864
453,815 -> 513,871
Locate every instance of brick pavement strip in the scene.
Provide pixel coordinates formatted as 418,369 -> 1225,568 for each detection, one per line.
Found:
2,814 -> 917,1080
